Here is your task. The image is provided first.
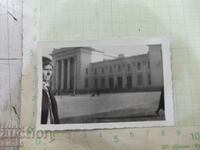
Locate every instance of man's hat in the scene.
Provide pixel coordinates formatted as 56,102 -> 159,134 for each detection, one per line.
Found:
42,57 -> 52,67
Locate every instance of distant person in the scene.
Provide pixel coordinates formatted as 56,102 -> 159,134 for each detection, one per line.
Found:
91,88 -> 100,97
95,88 -> 100,96
41,57 -> 59,124
155,86 -> 165,115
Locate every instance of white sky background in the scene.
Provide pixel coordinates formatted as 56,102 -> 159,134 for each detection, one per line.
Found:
41,45 -> 149,63
42,47 -> 54,59
91,45 -> 148,62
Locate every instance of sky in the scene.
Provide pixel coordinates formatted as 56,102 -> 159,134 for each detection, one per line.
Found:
41,44 -> 149,63
91,45 -> 148,62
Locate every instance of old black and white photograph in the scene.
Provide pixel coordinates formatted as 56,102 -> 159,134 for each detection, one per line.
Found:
37,38 -> 173,130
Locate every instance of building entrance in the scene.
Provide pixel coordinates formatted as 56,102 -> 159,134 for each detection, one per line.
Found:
109,77 -> 114,89
127,75 -> 132,88
117,77 -> 123,89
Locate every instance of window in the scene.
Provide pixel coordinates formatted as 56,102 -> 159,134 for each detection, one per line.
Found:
85,68 -> 88,74
137,62 -> 141,70
95,68 -> 97,74
127,64 -> 131,72
127,75 -> 132,88
117,76 -> 123,89
94,78 -> 98,88
118,65 -> 121,72
101,77 -> 105,88
109,66 -> 112,73
102,67 -> 104,74
137,73 -> 143,85
85,78 -> 88,88
148,73 -> 151,85
148,61 -> 150,69
109,77 -> 114,89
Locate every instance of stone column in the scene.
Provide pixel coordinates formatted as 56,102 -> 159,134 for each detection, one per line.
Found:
123,73 -> 126,89
67,58 -> 70,89
132,73 -> 135,88
52,60 -> 56,91
73,56 -> 77,95
114,75 -> 117,89
61,59 -> 65,91
55,60 -> 59,92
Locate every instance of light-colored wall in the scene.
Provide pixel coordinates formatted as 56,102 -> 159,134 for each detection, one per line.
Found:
51,47 -> 163,91
79,48 -> 92,89
76,52 -> 81,89
90,55 -> 150,89
148,45 -> 163,88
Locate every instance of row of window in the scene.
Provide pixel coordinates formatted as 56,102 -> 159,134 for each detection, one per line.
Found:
85,73 -> 151,88
86,61 -> 150,75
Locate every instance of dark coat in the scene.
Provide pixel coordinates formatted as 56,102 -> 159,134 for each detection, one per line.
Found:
158,87 -> 165,110
41,87 -> 60,124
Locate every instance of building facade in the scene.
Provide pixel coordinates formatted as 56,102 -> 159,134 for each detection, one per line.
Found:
51,45 -> 163,95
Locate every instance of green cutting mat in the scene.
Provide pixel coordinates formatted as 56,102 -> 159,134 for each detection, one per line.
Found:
38,0 -> 200,126
21,0 -> 200,149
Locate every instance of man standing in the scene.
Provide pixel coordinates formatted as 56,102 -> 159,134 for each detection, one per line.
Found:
155,86 -> 165,116
41,57 -> 59,124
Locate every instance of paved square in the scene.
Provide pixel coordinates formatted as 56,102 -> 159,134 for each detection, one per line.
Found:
56,91 -> 164,123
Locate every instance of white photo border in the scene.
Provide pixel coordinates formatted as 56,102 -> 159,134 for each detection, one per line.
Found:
36,37 -> 174,131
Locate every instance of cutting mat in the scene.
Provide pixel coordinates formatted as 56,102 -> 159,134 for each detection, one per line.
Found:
0,0 -> 22,149
22,0 -> 200,149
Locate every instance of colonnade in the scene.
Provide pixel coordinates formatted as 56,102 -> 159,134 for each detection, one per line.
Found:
53,56 -> 77,94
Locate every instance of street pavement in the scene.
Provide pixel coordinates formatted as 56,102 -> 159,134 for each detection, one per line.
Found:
55,91 -> 164,123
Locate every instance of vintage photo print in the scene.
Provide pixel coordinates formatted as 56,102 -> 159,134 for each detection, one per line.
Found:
36,38 -> 174,130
